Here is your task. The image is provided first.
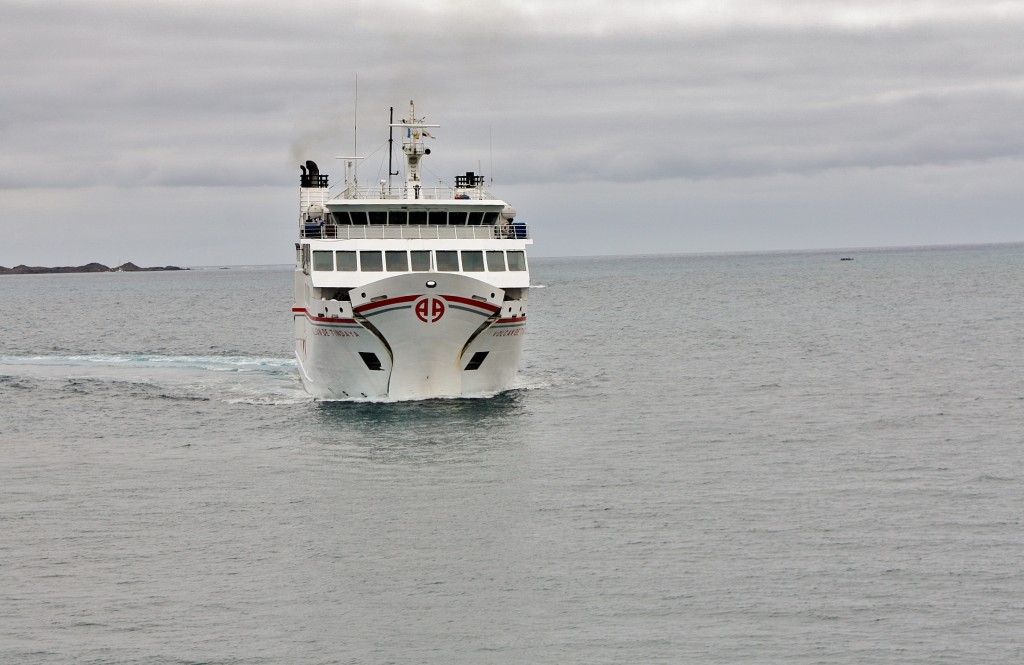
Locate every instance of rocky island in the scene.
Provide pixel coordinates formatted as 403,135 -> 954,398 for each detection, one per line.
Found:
0,262 -> 187,275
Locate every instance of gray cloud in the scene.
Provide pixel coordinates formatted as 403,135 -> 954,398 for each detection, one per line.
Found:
1,0 -> 1021,263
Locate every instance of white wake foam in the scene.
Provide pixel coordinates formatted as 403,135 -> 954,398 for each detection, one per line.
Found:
0,354 -> 309,405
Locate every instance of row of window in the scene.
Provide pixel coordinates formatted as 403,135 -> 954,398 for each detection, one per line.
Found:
332,210 -> 500,226
313,249 -> 528,273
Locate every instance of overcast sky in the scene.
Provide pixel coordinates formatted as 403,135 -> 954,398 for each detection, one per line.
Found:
2,0 -> 1023,266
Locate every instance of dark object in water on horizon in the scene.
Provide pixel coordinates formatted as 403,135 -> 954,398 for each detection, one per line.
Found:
840,257 -> 854,261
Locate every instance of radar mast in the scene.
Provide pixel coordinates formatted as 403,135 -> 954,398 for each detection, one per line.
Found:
389,100 -> 440,199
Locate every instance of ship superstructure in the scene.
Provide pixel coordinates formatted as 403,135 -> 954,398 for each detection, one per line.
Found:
293,102 -> 532,399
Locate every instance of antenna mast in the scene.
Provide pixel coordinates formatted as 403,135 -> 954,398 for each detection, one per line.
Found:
387,106 -> 400,195
333,76 -> 366,197
353,75 -> 358,165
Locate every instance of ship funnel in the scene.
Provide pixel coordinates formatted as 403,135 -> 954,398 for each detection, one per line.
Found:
300,160 -> 328,188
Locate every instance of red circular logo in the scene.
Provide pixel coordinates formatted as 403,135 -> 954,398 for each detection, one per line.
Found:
414,296 -> 445,323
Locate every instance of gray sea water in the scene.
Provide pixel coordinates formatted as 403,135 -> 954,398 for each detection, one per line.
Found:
2,244 -> 1023,664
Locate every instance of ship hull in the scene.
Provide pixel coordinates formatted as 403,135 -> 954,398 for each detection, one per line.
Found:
294,272 -> 526,400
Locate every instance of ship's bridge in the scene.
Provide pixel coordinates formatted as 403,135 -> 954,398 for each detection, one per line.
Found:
329,197 -> 507,224
302,204 -> 529,239
300,191 -> 528,241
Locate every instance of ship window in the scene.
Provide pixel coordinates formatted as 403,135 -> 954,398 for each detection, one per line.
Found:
468,211 -> 484,225
360,251 -> 383,272
464,351 -> 488,371
448,211 -> 467,225
461,251 -> 484,272
312,251 -> 334,271
408,210 -> 427,225
428,210 -> 447,225
486,251 -> 506,271
507,251 -> 527,271
389,210 -> 407,225
483,212 -> 499,225
336,251 -> 357,271
386,251 -> 408,272
410,251 -> 431,271
359,352 -> 383,371
349,211 -> 368,225
436,250 -> 459,272
332,212 -> 351,225
368,210 -> 387,225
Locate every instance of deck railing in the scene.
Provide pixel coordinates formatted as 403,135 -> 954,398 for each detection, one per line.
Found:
338,185 -> 496,201
300,223 -> 529,241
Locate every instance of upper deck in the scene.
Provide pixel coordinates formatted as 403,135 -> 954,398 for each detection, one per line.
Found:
301,174 -> 529,241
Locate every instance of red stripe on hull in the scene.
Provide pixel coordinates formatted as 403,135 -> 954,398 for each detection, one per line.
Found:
353,294 -> 419,314
441,294 -> 501,313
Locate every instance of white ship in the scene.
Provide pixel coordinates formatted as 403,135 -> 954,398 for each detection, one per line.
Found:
293,102 -> 532,400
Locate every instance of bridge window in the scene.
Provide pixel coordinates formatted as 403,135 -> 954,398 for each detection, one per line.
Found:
411,251 -> 431,271
360,251 -> 383,271
436,251 -> 459,272
409,210 -> 427,225
486,251 -> 506,271
350,212 -> 368,225
386,251 -> 408,272
336,251 -> 357,271
507,251 -> 527,271
449,212 -> 467,225
368,211 -> 387,225
461,251 -> 484,271
389,211 -> 407,225
312,251 -> 334,271
468,212 -> 484,225
428,210 -> 447,225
